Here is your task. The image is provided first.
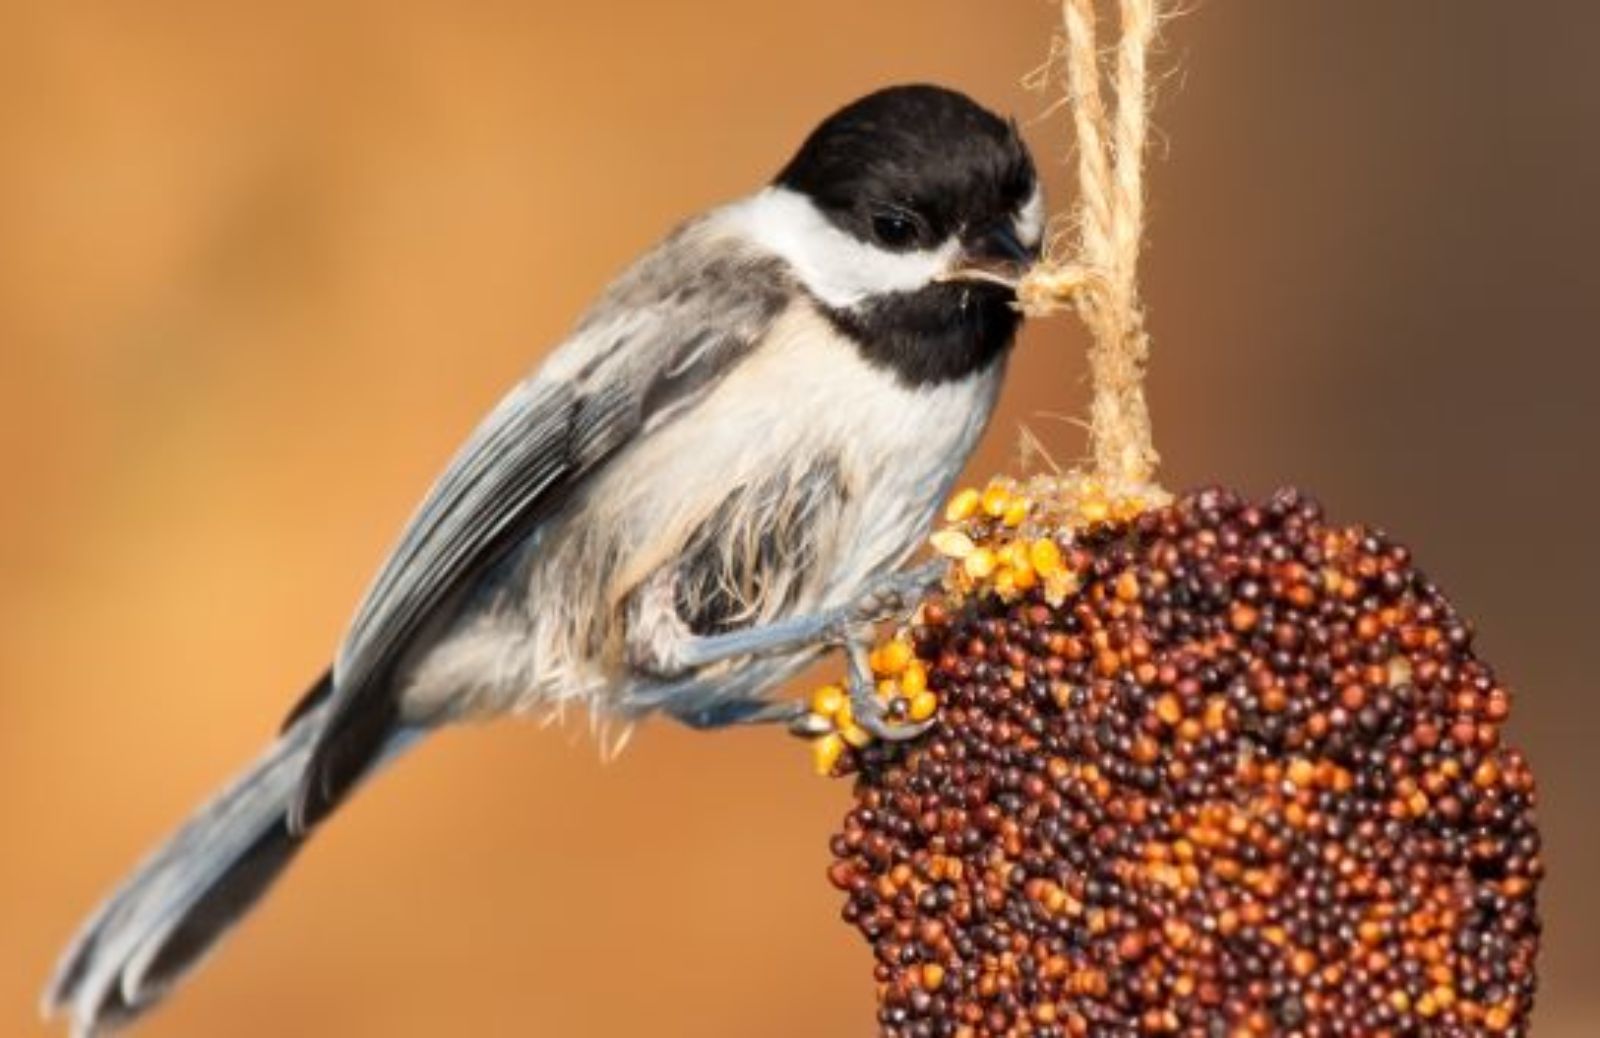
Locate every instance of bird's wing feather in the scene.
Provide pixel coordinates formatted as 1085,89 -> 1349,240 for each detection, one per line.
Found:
290,226 -> 790,828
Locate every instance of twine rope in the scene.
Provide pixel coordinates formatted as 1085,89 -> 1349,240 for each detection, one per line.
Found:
1018,0 -> 1164,489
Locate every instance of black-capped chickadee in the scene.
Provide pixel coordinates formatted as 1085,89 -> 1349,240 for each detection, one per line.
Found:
46,83 -> 1043,1035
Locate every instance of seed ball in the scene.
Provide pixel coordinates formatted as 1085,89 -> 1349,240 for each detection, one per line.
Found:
830,486 -> 1542,1037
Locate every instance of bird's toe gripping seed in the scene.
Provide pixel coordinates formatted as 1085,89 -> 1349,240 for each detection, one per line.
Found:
802,636 -> 941,773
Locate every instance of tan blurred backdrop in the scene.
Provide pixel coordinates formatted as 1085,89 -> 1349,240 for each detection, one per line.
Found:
2,2 -> 1595,1035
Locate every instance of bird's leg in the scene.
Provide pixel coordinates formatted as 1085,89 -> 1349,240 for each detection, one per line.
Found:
629,562 -> 945,740
652,627 -> 933,742
662,695 -> 810,731
629,561 -> 945,677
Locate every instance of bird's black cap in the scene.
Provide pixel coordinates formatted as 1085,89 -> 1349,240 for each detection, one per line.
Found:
776,84 -> 1036,250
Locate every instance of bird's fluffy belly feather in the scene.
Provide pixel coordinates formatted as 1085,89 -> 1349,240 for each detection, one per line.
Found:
396,306 -> 1004,725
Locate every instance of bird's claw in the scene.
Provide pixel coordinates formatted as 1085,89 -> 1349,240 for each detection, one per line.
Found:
853,693 -> 936,742
787,711 -> 835,739
845,640 -> 934,743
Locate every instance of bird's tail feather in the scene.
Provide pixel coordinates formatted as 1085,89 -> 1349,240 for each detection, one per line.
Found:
42,704 -> 409,1036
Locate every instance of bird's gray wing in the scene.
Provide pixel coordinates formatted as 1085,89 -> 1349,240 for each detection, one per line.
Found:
290,231 -> 790,829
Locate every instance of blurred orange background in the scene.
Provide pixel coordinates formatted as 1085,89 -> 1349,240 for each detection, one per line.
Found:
2,2 -> 1595,1035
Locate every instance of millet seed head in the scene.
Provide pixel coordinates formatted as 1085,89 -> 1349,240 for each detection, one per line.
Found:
824,485 -> 1541,1037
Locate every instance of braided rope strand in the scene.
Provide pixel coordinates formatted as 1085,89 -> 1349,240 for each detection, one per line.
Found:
1019,0 -> 1164,488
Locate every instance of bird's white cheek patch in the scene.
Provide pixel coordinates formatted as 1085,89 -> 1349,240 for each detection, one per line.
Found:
1013,182 -> 1046,251
721,188 -> 959,310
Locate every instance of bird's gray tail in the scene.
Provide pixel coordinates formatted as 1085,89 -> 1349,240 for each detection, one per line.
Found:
42,699 -> 410,1037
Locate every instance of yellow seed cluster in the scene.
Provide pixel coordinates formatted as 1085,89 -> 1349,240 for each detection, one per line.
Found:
932,476 -> 1165,608
804,470 -> 1169,773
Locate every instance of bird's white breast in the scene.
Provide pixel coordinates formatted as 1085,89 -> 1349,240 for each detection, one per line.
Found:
592,304 -> 1003,603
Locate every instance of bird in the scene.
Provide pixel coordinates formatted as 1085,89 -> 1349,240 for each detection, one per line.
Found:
44,82 -> 1043,1035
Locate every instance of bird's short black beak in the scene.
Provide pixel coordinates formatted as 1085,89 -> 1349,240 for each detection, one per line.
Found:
943,222 -> 1038,291
971,222 -> 1036,266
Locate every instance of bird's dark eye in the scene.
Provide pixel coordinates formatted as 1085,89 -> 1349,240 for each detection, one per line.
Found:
870,209 -> 921,249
